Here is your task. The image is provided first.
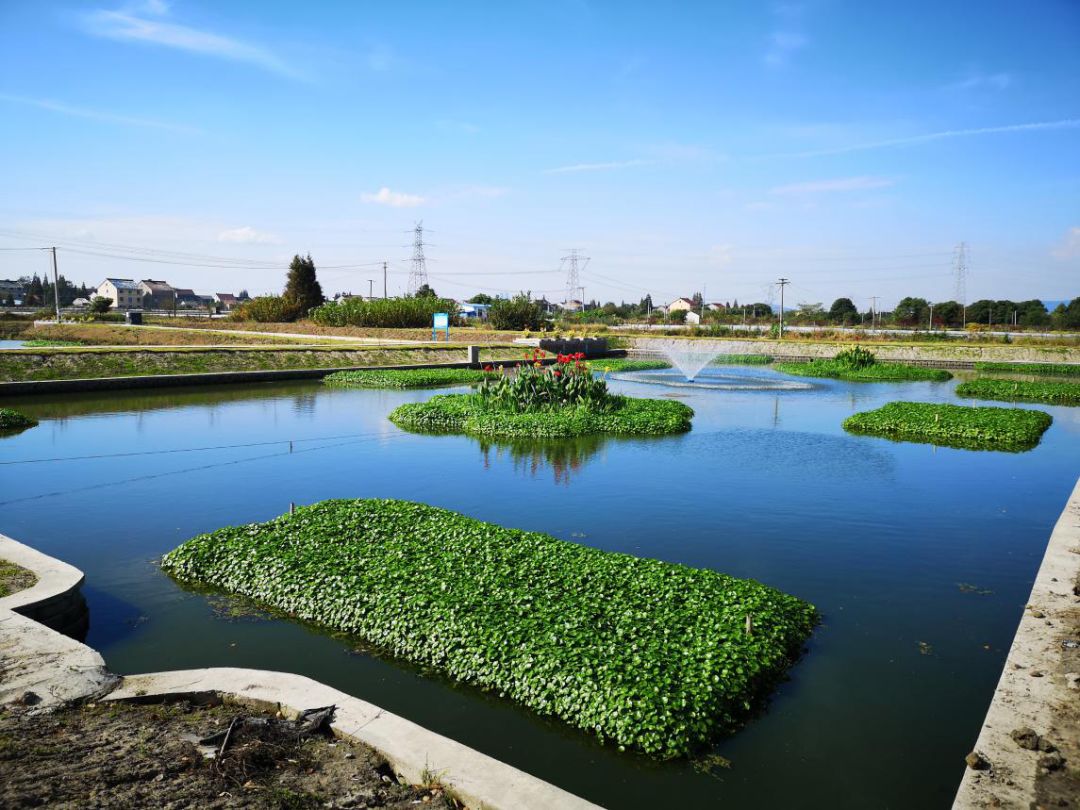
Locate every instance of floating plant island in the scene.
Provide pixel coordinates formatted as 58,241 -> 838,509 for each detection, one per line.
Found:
161,498 -> 818,758
843,401 -> 1052,452
0,407 -> 38,433
390,351 -> 694,438
955,378 -> 1080,406
324,368 -> 489,389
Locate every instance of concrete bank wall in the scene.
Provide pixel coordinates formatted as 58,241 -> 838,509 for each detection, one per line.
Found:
953,476 -> 1080,808
629,337 -> 1080,367
0,534 -> 600,810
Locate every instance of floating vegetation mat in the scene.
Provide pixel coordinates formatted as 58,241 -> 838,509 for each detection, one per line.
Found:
324,368 -> 488,389
162,499 -> 817,758
842,401 -> 1052,451
956,378 -> 1080,406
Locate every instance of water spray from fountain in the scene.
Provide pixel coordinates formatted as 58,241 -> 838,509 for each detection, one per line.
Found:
652,340 -> 719,381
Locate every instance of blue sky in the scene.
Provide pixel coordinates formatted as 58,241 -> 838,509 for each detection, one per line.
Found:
1,0 -> 1077,309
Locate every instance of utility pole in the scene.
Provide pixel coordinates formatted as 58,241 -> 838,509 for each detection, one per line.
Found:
928,303 -> 934,331
870,296 -> 879,331
777,278 -> 790,338
50,247 -> 61,323
383,262 -> 388,299
407,222 -> 428,295
368,279 -> 374,299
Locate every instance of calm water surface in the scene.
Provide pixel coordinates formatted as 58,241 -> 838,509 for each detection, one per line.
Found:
1,366 -> 1077,808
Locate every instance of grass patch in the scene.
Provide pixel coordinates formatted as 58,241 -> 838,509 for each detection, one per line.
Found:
0,559 -> 38,597
713,354 -> 773,365
21,339 -> 84,347
324,368 -> 488,388
973,362 -> 1080,376
956,378 -> 1080,406
774,359 -> 952,382
390,393 -> 693,437
0,407 -> 37,431
842,401 -> 1052,451
162,499 -> 817,758
585,358 -> 671,372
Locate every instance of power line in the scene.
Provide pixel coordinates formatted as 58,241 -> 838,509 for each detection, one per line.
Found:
561,249 -> 589,305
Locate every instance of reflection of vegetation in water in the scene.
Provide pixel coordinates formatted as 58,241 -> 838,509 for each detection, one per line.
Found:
477,434 -> 609,484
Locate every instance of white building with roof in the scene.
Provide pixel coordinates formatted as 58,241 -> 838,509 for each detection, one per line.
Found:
96,278 -> 143,310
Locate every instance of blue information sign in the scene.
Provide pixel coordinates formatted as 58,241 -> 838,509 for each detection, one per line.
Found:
432,312 -> 450,341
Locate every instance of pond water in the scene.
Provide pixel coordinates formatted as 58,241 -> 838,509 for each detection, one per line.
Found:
0,340 -> 25,349
1,365 -> 1078,808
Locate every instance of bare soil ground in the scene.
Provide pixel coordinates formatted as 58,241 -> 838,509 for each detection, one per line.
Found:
0,700 -> 454,809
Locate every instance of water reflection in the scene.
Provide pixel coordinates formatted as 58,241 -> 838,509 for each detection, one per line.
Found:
477,435 -> 609,484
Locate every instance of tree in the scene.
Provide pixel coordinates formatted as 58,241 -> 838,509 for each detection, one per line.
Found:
90,296 -> 112,314
667,309 -> 688,324
27,274 -> 43,306
931,301 -> 962,327
489,292 -> 548,331
283,254 -> 324,314
1016,299 -> 1049,328
828,297 -> 859,325
691,292 -> 704,309
3,292 -> 14,307
638,294 -> 653,313
468,293 -> 494,305
893,297 -> 930,327
1051,298 -> 1080,330
746,302 -> 772,318
414,283 -> 437,299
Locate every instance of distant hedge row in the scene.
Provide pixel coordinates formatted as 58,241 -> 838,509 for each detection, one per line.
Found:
310,296 -> 460,329
162,499 -> 818,758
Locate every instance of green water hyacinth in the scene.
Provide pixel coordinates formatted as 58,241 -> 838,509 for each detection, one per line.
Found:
390,393 -> 693,438
972,362 -> 1080,377
161,499 -> 818,758
843,401 -> 1052,451
584,358 -> 671,372
324,368 -> 489,389
775,360 -> 952,382
0,407 -> 37,431
956,378 -> 1080,406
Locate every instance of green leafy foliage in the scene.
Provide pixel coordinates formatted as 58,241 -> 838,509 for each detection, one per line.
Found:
0,407 -> 38,430
390,393 -> 693,437
842,401 -> 1052,451
956,378 -> 1080,406
478,351 -> 610,412
833,346 -> 877,369
283,254 -> 325,314
309,296 -> 460,329
161,499 -> 817,758
972,362 -> 1080,377
775,360 -> 952,382
584,358 -> 672,372
324,368 -> 489,389
712,354 -> 773,365
231,295 -> 304,323
488,294 -> 550,331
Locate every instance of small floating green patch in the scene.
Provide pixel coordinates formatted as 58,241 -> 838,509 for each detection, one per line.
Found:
973,362 -> 1080,377
390,393 -> 693,437
843,401 -> 1052,451
585,358 -> 671,372
323,368 -> 488,389
956,378 -> 1080,406
775,360 -> 952,382
0,407 -> 38,431
713,354 -> 773,365
161,499 -> 817,758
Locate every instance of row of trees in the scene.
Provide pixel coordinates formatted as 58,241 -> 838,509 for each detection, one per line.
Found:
792,297 -> 1077,329
1,274 -> 95,307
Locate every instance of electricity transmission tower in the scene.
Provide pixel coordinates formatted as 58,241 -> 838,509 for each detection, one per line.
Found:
562,249 -> 590,306
407,221 -> 428,295
953,241 -> 968,325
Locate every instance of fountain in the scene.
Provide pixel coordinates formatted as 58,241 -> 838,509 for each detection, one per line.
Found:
614,340 -> 815,392
653,339 -> 720,381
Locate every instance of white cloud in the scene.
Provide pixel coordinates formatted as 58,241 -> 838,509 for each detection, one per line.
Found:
0,92 -> 199,134
218,226 -> 281,244
361,187 -> 426,208
81,7 -> 300,78
945,71 -> 1013,92
771,176 -> 894,195
545,159 -> 652,175
764,30 -> 807,67
1052,226 -> 1080,260
765,119 -> 1080,159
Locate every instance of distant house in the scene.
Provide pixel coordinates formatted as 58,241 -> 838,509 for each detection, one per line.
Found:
214,293 -> 239,311
458,302 -> 490,319
685,311 -> 701,325
71,298 -> 90,308
560,299 -> 584,312
172,288 -> 201,309
0,279 -> 25,302
139,279 -> 176,310
705,302 -> 727,312
96,278 -> 143,310
667,297 -> 696,312
534,298 -> 559,315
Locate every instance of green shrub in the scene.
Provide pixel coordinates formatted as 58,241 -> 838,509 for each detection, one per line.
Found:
973,362 -> 1080,377
478,351 -> 610,413
324,368 -> 489,389
309,296 -> 459,329
161,499 -> 817,758
956,378 -> 1080,406
488,294 -> 550,331
0,407 -> 38,431
834,345 -> 876,369
231,295 -> 304,323
775,360 -> 952,382
843,401 -> 1052,451
390,393 -> 693,437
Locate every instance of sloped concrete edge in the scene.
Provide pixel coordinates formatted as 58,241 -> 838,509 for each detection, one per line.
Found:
953,476 -> 1080,808
107,669 -> 602,810
0,533 -> 83,616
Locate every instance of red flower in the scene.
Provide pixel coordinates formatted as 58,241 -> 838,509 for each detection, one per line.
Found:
553,370 -> 562,377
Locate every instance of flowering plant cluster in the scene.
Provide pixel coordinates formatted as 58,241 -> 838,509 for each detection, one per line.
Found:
479,350 -> 612,413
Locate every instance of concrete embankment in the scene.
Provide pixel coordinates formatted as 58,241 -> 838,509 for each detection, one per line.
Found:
0,533 -> 601,810
953,476 -> 1080,808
